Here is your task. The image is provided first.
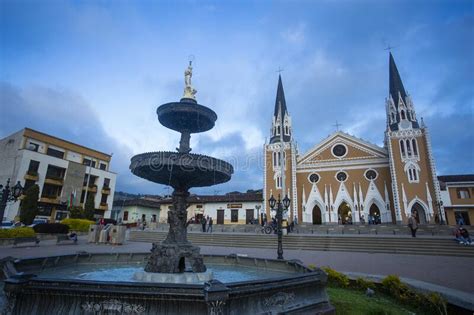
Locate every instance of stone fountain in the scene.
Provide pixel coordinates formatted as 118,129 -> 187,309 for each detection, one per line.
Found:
1,62 -> 334,315
130,61 -> 233,282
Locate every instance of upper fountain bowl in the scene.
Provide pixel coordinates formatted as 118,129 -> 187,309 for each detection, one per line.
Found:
157,98 -> 217,134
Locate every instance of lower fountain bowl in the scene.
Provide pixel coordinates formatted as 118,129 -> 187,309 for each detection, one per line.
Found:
130,151 -> 234,189
3,253 -> 335,315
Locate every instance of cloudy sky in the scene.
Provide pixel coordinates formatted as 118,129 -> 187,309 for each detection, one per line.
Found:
1,0 -> 473,195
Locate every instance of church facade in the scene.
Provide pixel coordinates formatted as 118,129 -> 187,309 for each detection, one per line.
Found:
263,53 -> 444,225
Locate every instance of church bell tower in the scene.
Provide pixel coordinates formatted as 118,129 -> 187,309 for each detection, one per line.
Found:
264,75 -> 298,222
385,53 -> 444,224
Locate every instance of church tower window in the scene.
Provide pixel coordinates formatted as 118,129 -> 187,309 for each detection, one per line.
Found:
401,110 -> 406,120
406,164 -> 419,183
412,139 -> 418,156
276,176 -> 282,189
400,140 -> 406,157
406,139 -> 412,156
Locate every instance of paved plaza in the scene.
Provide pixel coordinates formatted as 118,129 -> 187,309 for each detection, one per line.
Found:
1,235 -> 473,294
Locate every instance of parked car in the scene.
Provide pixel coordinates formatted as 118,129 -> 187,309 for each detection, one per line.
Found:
1,221 -> 14,229
28,218 -> 48,227
1,221 -> 23,229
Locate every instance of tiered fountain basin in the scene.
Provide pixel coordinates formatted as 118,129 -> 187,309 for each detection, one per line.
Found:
3,253 -> 334,314
130,152 -> 233,188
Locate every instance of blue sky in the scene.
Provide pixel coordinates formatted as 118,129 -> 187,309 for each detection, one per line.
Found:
1,0 -> 473,195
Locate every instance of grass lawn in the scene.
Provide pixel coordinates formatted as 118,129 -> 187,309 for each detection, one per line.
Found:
327,286 -> 430,315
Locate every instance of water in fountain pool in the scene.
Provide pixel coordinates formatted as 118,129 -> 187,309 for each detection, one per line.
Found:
36,263 -> 295,284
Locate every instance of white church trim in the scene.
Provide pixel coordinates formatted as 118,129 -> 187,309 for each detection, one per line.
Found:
363,180 -> 391,223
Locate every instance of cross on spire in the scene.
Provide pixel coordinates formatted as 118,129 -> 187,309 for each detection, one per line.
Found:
333,121 -> 342,131
384,44 -> 398,52
276,67 -> 284,75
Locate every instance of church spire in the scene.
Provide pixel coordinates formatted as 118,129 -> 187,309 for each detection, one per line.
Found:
274,74 -> 288,119
386,52 -> 419,131
389,52 -> 407,107
270,74 -> 292,144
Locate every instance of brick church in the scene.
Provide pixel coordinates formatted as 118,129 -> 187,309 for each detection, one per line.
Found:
263,53 -> 444,225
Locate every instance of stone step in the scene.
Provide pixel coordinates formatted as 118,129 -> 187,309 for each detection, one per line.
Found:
129,231 -> 474,257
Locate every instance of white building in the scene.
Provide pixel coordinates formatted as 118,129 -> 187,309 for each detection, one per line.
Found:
0,128 -> 117,221
113,192 -> 264,225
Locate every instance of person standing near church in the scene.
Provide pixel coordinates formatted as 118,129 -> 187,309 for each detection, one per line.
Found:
207,216 -> 213,233
201,216 -> 207,232
408,212 -> 418,237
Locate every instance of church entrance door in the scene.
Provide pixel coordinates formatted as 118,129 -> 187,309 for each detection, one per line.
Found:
411,202 -> 426,224
312,205 -> 322,225
338,202 -> 352,224
369,204 -> 381,224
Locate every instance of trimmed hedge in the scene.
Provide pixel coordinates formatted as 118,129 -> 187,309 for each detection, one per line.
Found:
61,218 -> 95,232
0,227 -> 35,239
33,223 -> 69,234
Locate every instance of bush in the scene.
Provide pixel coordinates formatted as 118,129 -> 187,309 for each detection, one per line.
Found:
69,206 -> 84,219
354,277 -> 375,291
381,275 -> 447,315
322,266 -> 349,287
33,223 -> 69,234
20,185 -> 39,225
61,218 -> 95,232
0,227 -> 35,239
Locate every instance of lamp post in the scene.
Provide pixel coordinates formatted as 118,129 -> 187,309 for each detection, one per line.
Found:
268,193 -> 290,260
0,178 -> 24,222
436,201 -> 444,225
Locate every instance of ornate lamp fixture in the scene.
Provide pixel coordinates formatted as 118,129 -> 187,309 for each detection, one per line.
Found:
268,193 -> 291,260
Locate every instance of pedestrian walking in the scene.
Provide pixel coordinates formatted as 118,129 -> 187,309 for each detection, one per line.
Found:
408,211 -> 418,237
207,217 -> 213,233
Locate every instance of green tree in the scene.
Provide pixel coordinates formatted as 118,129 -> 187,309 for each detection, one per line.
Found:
83,194 -> 95,220
20,184 -> 39,225
69,206 -> 84,219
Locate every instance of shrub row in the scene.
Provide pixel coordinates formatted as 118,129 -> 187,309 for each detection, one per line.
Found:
0,227 -> 36,239
33,223 -> 69,234
319,267 -> 447,315
61,218 -> 95,232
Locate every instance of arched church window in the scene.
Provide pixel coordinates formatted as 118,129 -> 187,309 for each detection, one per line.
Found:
401,110 -> 406,120
400,140 -> 405,157
407,164 -> 419,183
285,126 -> 289,135
406,139 -> 412,156
412,139 -> 418,156
277,126 -> 281,135
273,152 -> 277,167
391,113 -> 395,122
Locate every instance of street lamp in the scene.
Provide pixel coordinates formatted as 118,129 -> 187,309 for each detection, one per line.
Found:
436,201 -> 444,225
268,193 -> 291,260
0,178 -> 24,222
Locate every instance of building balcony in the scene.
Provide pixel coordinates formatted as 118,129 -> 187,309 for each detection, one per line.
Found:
83,185 -> 98,193
99,203 -> 108,210
24,171 -> 39,181
44,178 -> 64,186
101,187 -> 111,194
40,196 -> 60,204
